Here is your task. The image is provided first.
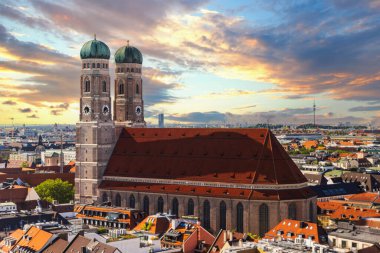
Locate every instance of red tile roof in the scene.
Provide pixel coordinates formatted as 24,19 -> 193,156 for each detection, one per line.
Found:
264,219 -> 327,244
347,192 -> 380,204
103,128 -> 308,187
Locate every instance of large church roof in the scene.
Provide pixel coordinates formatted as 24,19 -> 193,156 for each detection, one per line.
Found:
101,128 -> 311,200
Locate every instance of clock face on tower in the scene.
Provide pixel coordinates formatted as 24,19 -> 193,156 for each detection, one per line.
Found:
102,105 -> 110,115
83,105 -> 91,115
135,106 -> 142,116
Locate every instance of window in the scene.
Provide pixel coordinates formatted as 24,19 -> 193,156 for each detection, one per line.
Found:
220,201 -> 226,230
97,63 -> 100,68
352,242 -> 357,248
115,193 -> 121,207
332,238 -> 336,246
309,201 -> 314,221
127,68 -> 130,72
143,196 -> 149,214
102,81 -> 107,92
288,203 -> 297,220
136,84 -> 140,94
84,79 -> 90,92
92,63 -> 95,68
203,200 -> 210,229
172,198 -> 179,217
157,197 -> 164,213
237,202 -> 244,233
118,82 -> 124,94
102,193 -> 108,203
129,194 -> 135,208
259,203 -> 269,236
102,63 -> 105,68
105,64 -> 108,69
86,63 -> 90,68
187,199 -> 194,215
83,63 -> 86,69
342,240 -> 347,248
131,68 -> 134,72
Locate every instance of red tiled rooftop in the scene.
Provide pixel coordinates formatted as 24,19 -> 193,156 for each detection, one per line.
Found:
103,128 -> 307,186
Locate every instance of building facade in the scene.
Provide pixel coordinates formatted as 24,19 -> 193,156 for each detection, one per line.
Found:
75,38 -> 317,234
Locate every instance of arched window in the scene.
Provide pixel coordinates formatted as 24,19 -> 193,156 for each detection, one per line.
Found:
84,79 -> 90,92
126,68 -> 130,72
220,201 -> 226,230
129,194 -> 135,208
187,199 -> 194,215
115,193 -> 121,207
102,81 -> 107,92
236,202 -> 244,233
131,68 -> 134,72
105,64 -> 108,69
82,63 -> 85,69
102,63 -> 105,68
97,63 -> 100,68
203,200 -> 210,229
172,198 -> 179,217
86,63 -> 90,68
288,203 -> 297,220
102,192 -> 108,203
92,63 -> 95,68
118,82 -> 124,94
143,196 -> 149,215
136,84 -> 139,94
157,197 -> 164,213
309,201 -> 314,222
259,204 -> 269,236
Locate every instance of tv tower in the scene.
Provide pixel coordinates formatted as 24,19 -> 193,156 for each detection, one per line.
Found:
313,99 -> 316,127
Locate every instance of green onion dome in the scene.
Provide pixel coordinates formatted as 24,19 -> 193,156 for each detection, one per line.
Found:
115,44 -> 143,64
80,37 -> 110,60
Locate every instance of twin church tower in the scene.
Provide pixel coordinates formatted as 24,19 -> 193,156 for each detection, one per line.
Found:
75,37 -> 145,203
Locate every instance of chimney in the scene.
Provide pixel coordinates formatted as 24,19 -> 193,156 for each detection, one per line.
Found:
223,230 -> 227,242
238,239 -> 243,247
229,231 -> 233,241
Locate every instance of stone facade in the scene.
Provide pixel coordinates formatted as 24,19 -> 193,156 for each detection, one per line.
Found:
114,62 -> 145,128
100,190 -> 317,235
75,57 -> 115,204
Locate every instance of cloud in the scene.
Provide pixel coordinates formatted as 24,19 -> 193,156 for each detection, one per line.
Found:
19,108 -> 32,113
50,109 -> 63,116
233,105 -> 256,110
167,111 -> 226,123
349,105 -> 380,112
50,103 -> 69,110
27,114 -> 39,118
2,100 -> 17,105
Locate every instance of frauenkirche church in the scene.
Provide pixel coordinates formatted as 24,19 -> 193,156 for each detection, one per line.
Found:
75,37 -> 317,236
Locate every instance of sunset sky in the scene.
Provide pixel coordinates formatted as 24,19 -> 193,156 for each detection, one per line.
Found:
0,0 -> 380,126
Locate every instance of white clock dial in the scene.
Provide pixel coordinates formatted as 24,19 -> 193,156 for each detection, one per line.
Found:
135,106 -> 142,116
102,105 -> 110,115
83,105 -> 91,115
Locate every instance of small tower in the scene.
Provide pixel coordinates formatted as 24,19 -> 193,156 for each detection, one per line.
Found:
113,41 -> 145,130
75,36 -> 115,204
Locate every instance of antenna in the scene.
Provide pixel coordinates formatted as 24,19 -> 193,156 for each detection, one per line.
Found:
313,98 -> 316,128
60,129 -> 64,173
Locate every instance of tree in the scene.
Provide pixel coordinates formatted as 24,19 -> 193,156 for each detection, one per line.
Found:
35,178 -> 74,204
21,161 -> 29,168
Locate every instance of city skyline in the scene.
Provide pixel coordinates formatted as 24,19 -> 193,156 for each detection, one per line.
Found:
0,0 -> 380,126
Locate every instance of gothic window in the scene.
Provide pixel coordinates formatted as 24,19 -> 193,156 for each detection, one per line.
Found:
97,63 -> 100,68
118,82 -> 124,94
143,196 -> 149,215
106,64 -> 108,69
172,198 -> 179,217
115,193 -> 121,207
288,203 -> 297,220
203,200 -> 210,229
127,68 -> 130,72
102,63 -> 105,68
236,202 -> 244,233
136,84 -> 139,94
157,197 -> 164,213
102,81 -> 107,92
309,201 -> 314,222
84,79 -> 90,92
102,192 -> 108,203
92,63 -> 95,68
86,63 -> 89,68
131,68 -> 134,72
83,63 -> 85,69
187,199 -> 194,215
129,194 -> 135,208
259,204 -> 269,236
220,201 -> 227,230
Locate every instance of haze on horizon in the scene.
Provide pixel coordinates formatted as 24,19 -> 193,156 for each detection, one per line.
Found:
0,0 -> 379,126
